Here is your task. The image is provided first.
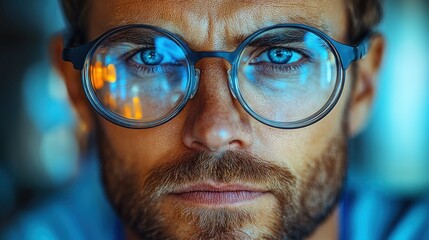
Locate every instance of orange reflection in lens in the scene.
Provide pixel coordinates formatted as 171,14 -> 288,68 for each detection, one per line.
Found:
104,64 -> 117,83
91,61 -> 104,90
132,97 -> 143,120
123,104 -> 132,119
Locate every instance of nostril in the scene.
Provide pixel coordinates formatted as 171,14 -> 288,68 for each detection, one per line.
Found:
228,140 -> 242,148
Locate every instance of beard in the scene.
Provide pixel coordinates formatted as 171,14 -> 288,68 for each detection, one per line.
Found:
98,132 -> 346,240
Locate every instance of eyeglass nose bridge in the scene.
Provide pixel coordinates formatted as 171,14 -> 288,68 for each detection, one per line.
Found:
190,51 -> 237,63
190,51 -> 239,100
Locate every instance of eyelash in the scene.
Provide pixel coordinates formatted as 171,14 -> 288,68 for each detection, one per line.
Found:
128,60 -> 164,74
122,46 -> 168,75
249,47 -> 313,73
258,62 -> 305,74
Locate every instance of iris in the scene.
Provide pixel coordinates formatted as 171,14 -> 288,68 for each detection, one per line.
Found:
134,49 -> 164,65
268,48 -> 293,64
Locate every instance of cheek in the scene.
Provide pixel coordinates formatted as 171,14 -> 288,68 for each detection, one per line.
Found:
254,83 -> 350,175
98,115 -> 185,177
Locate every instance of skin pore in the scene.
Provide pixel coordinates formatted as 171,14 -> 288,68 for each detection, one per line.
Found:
54,0 -> 384,239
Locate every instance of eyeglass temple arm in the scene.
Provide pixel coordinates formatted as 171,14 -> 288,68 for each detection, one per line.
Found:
331,35 -> 371,70
62,31 -> 94,70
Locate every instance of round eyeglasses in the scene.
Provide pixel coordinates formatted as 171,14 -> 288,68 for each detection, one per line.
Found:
63,24 -> 370,129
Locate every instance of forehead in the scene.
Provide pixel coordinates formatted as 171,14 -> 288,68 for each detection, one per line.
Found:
88,0 -> 348,49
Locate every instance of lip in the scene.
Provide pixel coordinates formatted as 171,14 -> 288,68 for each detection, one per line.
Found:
170,183 -> 268,206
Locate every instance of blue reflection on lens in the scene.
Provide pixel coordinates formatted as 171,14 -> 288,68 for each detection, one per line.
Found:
155,76 -> 171,97
303,32 -> 333,89
243,65 -> 257,84
304,32 -> 327,57
104,55 -> 113,65
272,81 -> 289,89
299,65 -> 310,85
154,36 -> 186,61
119,79 -> 127,101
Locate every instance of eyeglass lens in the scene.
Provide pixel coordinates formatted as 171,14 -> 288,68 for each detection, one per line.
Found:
237,27 -> 338,123
88,28 -> 191,123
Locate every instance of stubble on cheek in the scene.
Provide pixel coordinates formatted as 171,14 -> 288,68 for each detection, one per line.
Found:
291,136 -> 347,238
97,125 -> 347,240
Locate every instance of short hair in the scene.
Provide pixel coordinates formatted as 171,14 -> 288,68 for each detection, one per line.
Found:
346,0 -> 383,43
61,0 -> 383,44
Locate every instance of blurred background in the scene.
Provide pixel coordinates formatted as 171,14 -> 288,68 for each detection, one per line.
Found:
0,0 -> 428,239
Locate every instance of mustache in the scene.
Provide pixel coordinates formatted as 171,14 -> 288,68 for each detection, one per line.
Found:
142,150 -> 297,201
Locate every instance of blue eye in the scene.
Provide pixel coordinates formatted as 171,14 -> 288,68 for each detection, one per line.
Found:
251,47 -> 303,65
131,48 -> 164,65
268,48 -> 293,64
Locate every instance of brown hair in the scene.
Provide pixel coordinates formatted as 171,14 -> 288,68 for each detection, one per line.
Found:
61,0 -> 90,43
346,0 -> 383,43
60,0 -> 383,44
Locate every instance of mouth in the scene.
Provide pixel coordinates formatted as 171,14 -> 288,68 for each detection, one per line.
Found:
169,183 -> 268,206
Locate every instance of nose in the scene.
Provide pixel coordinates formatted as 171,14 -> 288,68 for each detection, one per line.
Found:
182,58 -> 252,152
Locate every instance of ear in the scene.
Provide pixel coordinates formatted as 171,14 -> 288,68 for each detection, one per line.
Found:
348,34 -> 385,136
50,34 -> 95,134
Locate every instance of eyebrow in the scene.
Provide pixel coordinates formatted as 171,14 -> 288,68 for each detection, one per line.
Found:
232,20 -> 332,47
104,31 -> 157,46
246,32 -> 305,47
284,16 -> 332,35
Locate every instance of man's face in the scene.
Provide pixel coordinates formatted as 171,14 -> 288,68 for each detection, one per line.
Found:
80,0 -> 354,239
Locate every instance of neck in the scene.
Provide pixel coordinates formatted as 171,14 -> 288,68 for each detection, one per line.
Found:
125,207 -> 339,240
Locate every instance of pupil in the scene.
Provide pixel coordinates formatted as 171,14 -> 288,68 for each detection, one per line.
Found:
142,49 -> 163,65
268,48 -> 292,64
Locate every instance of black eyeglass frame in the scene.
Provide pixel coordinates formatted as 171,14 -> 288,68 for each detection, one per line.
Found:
62,23 -> 371,129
